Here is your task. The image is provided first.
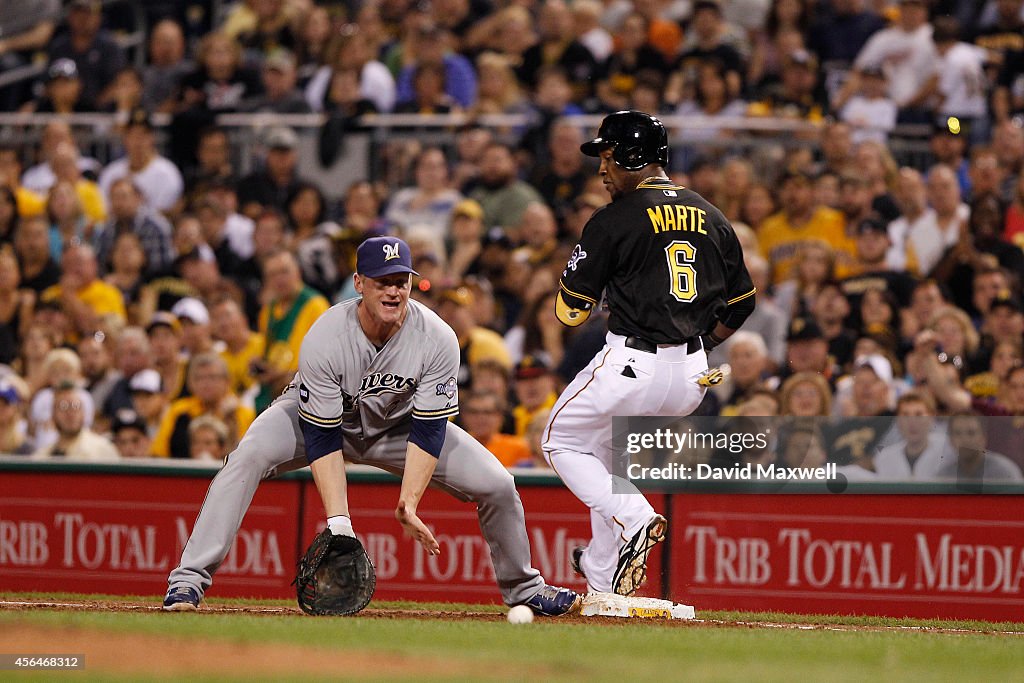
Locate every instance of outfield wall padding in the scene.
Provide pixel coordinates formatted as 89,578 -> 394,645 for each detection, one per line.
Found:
1,460 -> 1021,621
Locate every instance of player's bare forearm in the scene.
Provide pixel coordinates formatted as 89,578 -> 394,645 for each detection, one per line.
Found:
396,443 -> 440,555
708,322 -> 737,345
310,450 -> 350,518
398,442 -> 436,511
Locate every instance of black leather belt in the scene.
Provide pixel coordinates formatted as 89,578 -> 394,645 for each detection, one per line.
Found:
624,336 -> 702,354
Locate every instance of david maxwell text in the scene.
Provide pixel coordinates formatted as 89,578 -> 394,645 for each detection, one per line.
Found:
627,462 -> 839,481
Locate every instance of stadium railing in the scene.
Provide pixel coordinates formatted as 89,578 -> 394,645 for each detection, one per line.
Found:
0,112 -> 933,200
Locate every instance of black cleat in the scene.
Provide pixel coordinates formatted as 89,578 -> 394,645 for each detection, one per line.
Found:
611,515 -> 667,596
570,546 -> 587,579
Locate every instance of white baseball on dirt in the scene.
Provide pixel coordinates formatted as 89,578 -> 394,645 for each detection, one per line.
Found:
507,605 -> 534,624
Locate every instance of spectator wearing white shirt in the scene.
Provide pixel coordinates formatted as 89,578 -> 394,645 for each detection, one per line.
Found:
193,190 -> 249,277
841,0 -> 938,121
29,350 -> 95,454
98,108 -> 184,214
839,65 -> 897,144
200,181 -> 254,262
886,167 -> 929,274
32,383 -> 117,461
872,391 -> 949,480
931,16 -> 989,143
384,147 -> 463,243
305,31 -> 396,113
937,412 -> 1024,483
573,0 -> 614,63
925,164 -> 970,274
21,120 -> 101,195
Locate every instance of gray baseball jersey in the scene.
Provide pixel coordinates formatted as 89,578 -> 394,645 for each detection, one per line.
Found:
167,297 -> 546,606
295,298 -> 460,443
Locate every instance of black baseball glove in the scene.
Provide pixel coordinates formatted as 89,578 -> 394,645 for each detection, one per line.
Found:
294,529 -> 376,616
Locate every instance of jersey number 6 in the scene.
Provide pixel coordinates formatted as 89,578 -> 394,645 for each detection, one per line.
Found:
665,240 -> 698,303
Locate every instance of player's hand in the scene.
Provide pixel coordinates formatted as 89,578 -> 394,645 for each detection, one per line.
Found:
395,500 -> 440,556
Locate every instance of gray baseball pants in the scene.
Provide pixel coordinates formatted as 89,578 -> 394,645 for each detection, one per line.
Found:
167,392 -> 544,605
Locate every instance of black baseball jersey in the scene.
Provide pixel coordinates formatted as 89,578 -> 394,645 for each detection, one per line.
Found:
559,177 -> 755,343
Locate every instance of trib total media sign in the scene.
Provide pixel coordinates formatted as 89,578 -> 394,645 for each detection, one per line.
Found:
672,494 -> 1024,621
1,469 -> 1022,621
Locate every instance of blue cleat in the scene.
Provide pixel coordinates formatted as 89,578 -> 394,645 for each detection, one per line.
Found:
163,585 -> 201,611
612,514 -> 667,596
523,584 -> 581,617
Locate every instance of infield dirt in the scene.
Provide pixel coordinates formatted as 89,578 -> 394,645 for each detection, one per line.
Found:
3,595 -> 1024,682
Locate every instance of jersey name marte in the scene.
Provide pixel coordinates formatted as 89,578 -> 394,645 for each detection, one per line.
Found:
558,178 -> 755,343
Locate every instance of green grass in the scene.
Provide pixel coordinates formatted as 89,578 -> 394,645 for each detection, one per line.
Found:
2,594 -> 1024,682
702,609 -> 1024,633
2,591 -> 508,614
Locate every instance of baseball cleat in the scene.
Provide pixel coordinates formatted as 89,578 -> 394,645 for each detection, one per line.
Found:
612,514 -> 667,596
570,546 -> 587,579
163,585 -> 201,611
523,584 -> 582,617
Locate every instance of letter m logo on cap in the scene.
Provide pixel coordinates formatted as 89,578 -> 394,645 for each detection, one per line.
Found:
383,243 -> 400,261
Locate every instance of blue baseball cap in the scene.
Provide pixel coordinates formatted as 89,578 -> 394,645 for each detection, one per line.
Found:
356,237 -> 419,278
0,379 -> 19,404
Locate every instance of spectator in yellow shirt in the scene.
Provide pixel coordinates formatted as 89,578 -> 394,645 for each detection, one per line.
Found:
40,243 -> 126,339
437,286 -> 512,388
145,312 -> 188,401
50,141 -> 106,223
0,144 -> 45,217
152,352 -> 255,458
212,297 -> 264,397
759,168 -> 854,284
511,355 -> 558,438
253,249 -> 329,413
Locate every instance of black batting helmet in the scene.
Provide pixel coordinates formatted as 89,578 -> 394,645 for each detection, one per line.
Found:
580,110 -> 669,171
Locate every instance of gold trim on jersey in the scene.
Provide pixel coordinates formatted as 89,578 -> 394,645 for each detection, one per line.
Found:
559,280 -> 597,305
412,406 -> 460,419
297,408 -> 343,427
726,287 -> 757,305
636,177 -> 686,191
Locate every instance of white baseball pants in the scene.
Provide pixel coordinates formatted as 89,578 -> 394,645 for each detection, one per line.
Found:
542,332 -> 707,593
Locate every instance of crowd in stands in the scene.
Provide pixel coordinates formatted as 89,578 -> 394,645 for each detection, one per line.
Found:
0,0 -> 1022,482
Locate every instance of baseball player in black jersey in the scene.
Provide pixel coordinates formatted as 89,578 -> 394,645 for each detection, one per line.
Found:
543,111 -> 756,596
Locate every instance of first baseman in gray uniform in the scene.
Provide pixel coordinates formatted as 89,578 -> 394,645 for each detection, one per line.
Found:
163,237 -> 581,615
